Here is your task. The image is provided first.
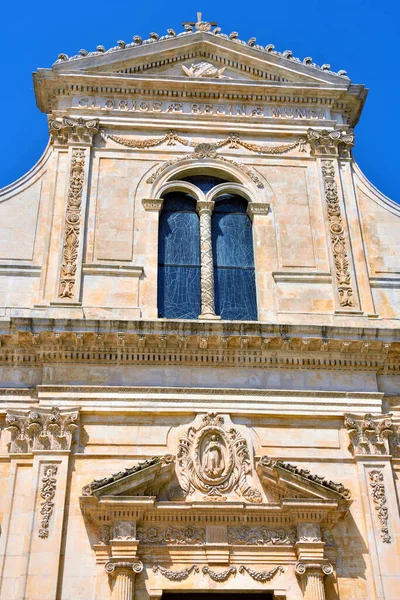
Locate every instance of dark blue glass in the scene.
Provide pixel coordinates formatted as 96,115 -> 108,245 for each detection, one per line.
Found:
212,195 -> 257,321
158,193 -> 200,319
181,175 -> 226,194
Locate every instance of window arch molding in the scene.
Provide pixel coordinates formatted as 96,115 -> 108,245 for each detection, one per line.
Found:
205,182 -> 253,205
156,180 -> 206,203
148,157 -> 273,206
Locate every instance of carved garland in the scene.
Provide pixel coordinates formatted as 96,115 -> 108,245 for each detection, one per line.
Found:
100,129 -> 306,155
321,159 -> 355,307
58,148 -> 86,299
239,565 -> 284,582
38,465 -> 58,538
202,566 -> 237,581
152,564 -> 199,581
368,470 -> 391,543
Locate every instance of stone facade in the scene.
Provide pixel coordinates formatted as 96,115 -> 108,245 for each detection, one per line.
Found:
0,14 -> 399,600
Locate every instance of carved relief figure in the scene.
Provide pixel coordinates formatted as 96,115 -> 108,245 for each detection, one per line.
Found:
202,434 -> 225,477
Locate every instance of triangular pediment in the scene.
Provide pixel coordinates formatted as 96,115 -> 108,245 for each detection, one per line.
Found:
51,31 -> 351,87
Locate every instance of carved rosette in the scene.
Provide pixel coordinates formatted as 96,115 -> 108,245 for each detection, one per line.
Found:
58,148 -> 86,299
177,413 -> 262,502
368,470 -> 391,543
38,465 -> 58,538
196,201 -> 218,319
321,160 -> 355,307
6,407 -> 79,453
344,413 -> 394,455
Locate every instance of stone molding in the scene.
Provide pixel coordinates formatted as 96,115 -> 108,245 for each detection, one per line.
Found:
344,413 -> 395,455
5,406 -> 80,453
49,117 -> 100,146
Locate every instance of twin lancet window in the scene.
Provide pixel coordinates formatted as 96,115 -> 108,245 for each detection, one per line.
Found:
158,176 -> 257,321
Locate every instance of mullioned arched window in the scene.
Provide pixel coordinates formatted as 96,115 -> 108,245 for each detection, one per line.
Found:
157,177 -> 257,321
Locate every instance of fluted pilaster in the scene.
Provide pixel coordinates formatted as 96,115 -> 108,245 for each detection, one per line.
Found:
295,563 -> 333,600
105,560 -> 143,600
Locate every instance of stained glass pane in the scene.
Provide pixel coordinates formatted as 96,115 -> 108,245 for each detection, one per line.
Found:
214,268 -> 257,321
212,194 -> 257,321
158,192 -> 201,319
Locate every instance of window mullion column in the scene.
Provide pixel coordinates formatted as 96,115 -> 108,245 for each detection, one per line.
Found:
196,201 -> 220,320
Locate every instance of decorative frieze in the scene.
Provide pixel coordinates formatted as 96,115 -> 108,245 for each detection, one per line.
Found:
38,465 -> 58,538
137,526 -> 205,545
152,564 -> 199,581
321,159 -> 355,307
58,147 -> 86,299
344,413 -> 394,455
6,407 -> 79,453
202,566 -> 237,581
49,117 -> 99,146
177,413 -> 262,502
239,565 -> 284,582
368,470 -> 391,543
228,526 -> 296,546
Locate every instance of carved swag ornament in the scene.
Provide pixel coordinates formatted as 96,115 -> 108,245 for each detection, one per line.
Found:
177,413 -> 262,502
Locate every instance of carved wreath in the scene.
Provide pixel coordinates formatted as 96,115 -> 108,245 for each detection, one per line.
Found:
177,413 -> 261,502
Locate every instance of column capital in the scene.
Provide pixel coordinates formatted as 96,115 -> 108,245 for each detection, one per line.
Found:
307,127 -> 354,158
142,198 -> 164,212
295,562 -> 333,577
196,200 -> 215,215
49,117 -> 100,146
5,406 -> 80,454
344,413 -> 395,456
105,560 -> 143,575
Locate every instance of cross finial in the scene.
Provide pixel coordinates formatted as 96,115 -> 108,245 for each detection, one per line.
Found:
182,12 -> 218,31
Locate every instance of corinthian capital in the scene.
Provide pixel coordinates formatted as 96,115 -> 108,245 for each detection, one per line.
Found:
49,117 -> 100,145
6,406 -> 80,453
307,128 -> 354,158
344,413 -> 394,456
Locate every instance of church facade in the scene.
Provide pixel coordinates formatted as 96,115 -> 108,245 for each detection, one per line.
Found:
0,14 -> 399,600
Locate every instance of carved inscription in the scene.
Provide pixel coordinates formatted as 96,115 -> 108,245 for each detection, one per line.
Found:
74,97 -> 329,120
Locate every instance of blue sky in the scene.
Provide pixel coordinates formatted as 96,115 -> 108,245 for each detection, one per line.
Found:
1,0 -> 398,201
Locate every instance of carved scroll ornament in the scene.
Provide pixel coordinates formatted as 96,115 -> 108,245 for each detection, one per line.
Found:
321,159 -> 355,307
38,465 -> 58,538
58,148 -> 86,299
368,470 -> 391,543
137,526 -> 205,545
49,117 -> 99,145
228,526 -> 296,546
177,413 -> 262,502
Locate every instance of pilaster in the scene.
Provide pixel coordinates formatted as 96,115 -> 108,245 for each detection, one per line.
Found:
344,413 -> 400,599
247,202 -> 274,320
307,128 -> 360,313
0,406 -> 80,600
141,198 -> 164,318
49,117 -> 99,304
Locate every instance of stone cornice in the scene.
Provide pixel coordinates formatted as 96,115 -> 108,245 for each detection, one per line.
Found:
0,318 -> 397,373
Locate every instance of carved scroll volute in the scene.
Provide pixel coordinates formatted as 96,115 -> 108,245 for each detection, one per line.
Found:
50,117 -> 99,303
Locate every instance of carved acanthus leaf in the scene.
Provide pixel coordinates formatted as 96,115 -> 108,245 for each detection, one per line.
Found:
307,128 -> 354,158
344,413 -> 394,455
49,117 -> 99,145
6,407 -> 79,453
